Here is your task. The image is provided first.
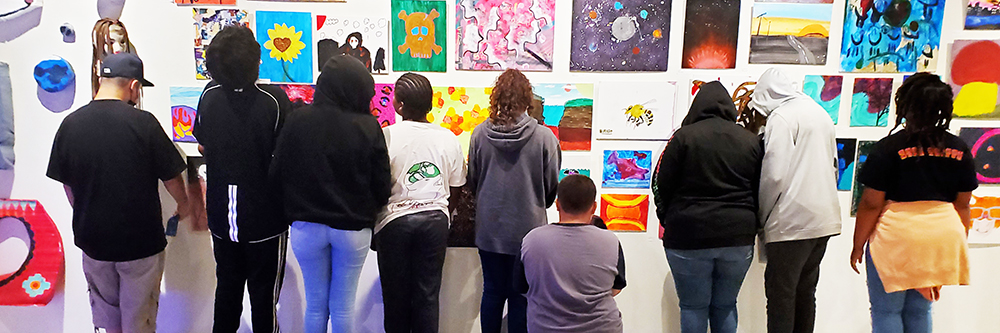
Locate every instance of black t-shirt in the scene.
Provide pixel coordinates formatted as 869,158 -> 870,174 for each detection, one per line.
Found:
859,131 -> 978,202
47,100 -> 186,262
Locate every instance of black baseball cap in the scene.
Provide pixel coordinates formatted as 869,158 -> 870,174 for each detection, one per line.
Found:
100,52 -> 154,87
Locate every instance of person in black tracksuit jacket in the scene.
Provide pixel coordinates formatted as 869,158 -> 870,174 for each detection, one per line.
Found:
192,26 -> 293,333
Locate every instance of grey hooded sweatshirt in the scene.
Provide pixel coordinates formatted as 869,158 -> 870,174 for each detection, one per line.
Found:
468,113 -> 561,255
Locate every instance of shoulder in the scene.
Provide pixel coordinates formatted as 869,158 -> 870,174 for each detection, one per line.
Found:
523,224 -> 556,242
199,82 -> 225,100
943,132 -> 970,150
255,84 -> 289,103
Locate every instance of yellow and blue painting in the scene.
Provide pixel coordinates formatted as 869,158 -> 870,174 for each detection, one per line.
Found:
841,0 -> 945,72
603,150 -> 652,188
256,11 -> 312,83
749,2 -> 831,65
170,87 -> 201,143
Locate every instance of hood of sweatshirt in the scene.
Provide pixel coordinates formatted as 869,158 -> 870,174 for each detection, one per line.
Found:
681,81 -> 738,126
313,54 -> 374,114
749,68 -> 808,116
483,112 -> 537,152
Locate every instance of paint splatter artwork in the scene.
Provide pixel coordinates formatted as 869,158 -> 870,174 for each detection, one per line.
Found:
603,150 -> 653,188
967,1 -> 1000,30
850,78 -> 892,127
430,86 -> 492,156
959,128 -> 1000,184
570,0 -> 671,71
257,11 -> 313,83
840,0 -> 945,72
170,87 -> 201,143
532,83 -> 594,151
392,0 -> 447,72
595,81 -> 676,140
456,0 -> 555,71
749,2 -> 830,65
371,84 -> 397,127
194,9 -> 249,80
316,16 -> 390,74
948,40 -> 1000,119
559,168 -> 591,182
600,194 -> 649,232
175,0 -> 236,4
836,138 -> 856,191
851,140 -> 876,216
803,75 -> 842,124
682,0 -> 740,69
969,195 -> 1000,244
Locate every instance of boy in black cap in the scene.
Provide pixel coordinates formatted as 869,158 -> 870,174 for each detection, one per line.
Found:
47,52 -> 191,333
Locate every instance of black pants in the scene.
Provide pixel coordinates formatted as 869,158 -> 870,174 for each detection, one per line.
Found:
764,235 -> 831,333
212,231 -> 288,333
374,210 -> 449,333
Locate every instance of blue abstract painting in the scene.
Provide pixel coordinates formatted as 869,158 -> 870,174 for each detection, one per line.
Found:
803,75 -> 843,124
256,11 -> 313,83
840,0 -> 945,72
836,138 -> 856,191
559,168 -> 591,182
602,150 -> 652,188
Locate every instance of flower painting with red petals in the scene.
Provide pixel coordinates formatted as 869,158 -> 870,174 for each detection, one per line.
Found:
682,0 -> 740,69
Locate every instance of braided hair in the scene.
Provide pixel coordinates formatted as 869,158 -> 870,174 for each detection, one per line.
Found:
890,72 -> 954,150
394,72 -> 433,121
489,69 -> 533,127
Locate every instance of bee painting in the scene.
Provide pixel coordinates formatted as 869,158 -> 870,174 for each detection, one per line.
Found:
623,100 -> 655,127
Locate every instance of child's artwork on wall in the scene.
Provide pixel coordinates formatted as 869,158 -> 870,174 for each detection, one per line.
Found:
687,76 -> 755,110
682,0 -> 740,69
0,200 -> 64,306
959,128 -> 1000,184
600,194 -> 649,232
430,86 -> 492,156
948,40 -> 1000,119
392,0 -> 447,72
194,9 -> 250,80
841,0 -> 944,72
456,0 -> 555,71
851,140 -> 876,216
836,138 -> 856,191
850,78 -> 892,127
533,83 -> 594,151
969,195 -> 1000,244
803,75 -> 842,124
602,150 -> 652,188
966,1 -> 1000,30
275,84 -> 315,106
371,84 -> 397,128
749,1 -> 830,65
559,168 -> 591,182
595,81 -> 676,140
569,0 -> 671,71
256,11 -> 312,83
170,87 -> 201,143
176,0 -> 237,4
316,16 -> 389,74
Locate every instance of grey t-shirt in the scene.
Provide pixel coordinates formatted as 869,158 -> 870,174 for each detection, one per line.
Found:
516,223 -> 626,333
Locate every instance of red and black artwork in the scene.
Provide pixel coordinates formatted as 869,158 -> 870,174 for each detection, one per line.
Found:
682,0 -> 740,69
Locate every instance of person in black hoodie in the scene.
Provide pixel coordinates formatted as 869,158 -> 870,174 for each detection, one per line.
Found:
269,54 -> 391,333
655,81 -> 762,333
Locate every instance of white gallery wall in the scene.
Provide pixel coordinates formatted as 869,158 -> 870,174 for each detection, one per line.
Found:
1,0 -> 1000,332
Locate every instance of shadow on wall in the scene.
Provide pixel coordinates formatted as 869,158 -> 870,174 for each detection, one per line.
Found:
661,272 -> 680,333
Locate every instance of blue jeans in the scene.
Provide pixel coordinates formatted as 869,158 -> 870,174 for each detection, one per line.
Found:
665,246 -> 753,333
866,249 -> 932,333
479,250 -> 527,333
291,221 -> 371,333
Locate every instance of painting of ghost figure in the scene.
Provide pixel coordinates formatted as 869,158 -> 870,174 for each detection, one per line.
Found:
682,0 -> 740,69
850,78 -> 892,127
316,16 -> 389,74
749,2 -> 831,65
456,0 -> 555,71
603,150 -> 653,188
841,0 -> 945,72
570,0 -> 671,71
392,0 -> 447,72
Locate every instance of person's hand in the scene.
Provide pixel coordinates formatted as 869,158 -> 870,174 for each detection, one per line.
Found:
174,199 -> 194,224
850,246 -> 864,274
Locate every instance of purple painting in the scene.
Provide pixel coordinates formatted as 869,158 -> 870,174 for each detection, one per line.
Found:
570,0 -> 671,71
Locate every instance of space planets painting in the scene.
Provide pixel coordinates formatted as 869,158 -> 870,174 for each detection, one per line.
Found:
570,0 -> 671,71
682,0 -> 740,69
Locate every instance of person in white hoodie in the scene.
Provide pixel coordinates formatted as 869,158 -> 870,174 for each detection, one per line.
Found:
751,68 -> 842,333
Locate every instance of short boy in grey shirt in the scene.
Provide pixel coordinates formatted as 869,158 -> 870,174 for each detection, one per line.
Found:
515,175 -> 627,333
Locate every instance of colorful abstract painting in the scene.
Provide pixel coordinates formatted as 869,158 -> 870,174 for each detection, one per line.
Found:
969,195 -> 1000,244
595,81 -> 676,140
456,0 -> 555,71
967,1 -> 1000,30
836,138 -> 856,191
841,0 -> 945,72
602,150 -> 652,188
851,140 -> 876,216
392,0 -> 447,72
850,78 -> 892,127
948,40 -> 1000,119
559,168 -> 591,182
600,194 -> 649,232
176,0 -> 236,4
372,84 -> 397,127
570,0 -> 671,71
194,9 -> 250,80
430,86 -> 492,156
682,0 -> 740,69
749,2 -> 830,65
170,87 -> 201,143
316,16 -> 390,74
257,11 -> 312,83
959,128 -> 1000,184
803,75 -> 843,124
533,83 -> 594,150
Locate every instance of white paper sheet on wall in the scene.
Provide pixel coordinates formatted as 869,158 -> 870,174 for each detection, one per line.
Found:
593,81 -> 677,141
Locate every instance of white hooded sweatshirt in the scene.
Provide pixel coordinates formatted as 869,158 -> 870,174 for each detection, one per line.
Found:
751,68 -> 841,244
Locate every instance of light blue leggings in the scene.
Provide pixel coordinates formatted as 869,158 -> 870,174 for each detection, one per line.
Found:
291,221 -> 371,333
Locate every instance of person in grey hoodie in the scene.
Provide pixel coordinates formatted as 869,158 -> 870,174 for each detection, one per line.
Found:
751,68 -> 842,333
467,68 -> 561,333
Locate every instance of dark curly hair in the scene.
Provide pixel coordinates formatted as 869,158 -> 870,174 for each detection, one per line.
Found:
205,25 -> 260,89
489,69 -> 533,126
394,72 -> 433,120
890,72 -> 954,150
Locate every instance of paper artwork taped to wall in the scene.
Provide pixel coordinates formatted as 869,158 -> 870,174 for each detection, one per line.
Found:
194,9 -> 250,80
0,200 -> 64,306
749,2 -> 830,65
840,0 -> 945,72
256,11 -> 312,83
966,1 -> 1000,30
175,0 -> 236,5
603,150 -> 652,188
948,40 -> 1000,119
969,195 -> 1000,244
372,84 -> 397,127
569,0 -> 671,71
850,78 -> 892,127
959,128 -> 1000,184
851,140 -> 876,216
532,83 -> 594,151
803,75 -> 843,124
682,0 -> 740,69
559,168 -> 591,182
170,87 -> 201,143
456,0 -> 555,71
836,138 -> 856,191
430,86 -> 492,156
595,82 -> 676,140
600,194 -> 649,232
316,16 -> 389,74
392,0 -> 447,72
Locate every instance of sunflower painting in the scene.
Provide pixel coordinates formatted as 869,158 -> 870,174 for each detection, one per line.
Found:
256,11 -> 312,83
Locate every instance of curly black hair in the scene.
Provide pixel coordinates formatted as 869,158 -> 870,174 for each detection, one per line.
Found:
205,25 -> 260,89
891,72 -> 954,150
